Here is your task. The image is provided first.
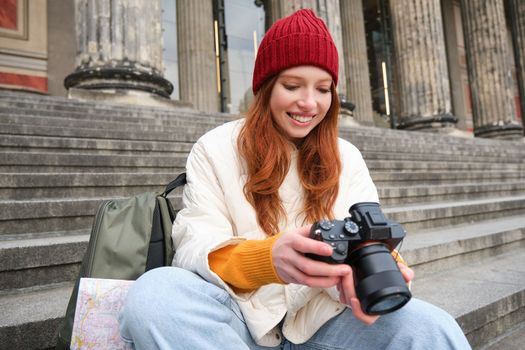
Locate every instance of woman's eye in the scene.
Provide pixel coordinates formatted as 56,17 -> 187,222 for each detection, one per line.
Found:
283,84 -> 299,91
318,88 -> 330,94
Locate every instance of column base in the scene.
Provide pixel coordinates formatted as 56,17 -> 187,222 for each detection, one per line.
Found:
397,113 -> 458,130
67,88 -> 192,110
474,121 -> 524,140
64,65 -> 174,98
339,110 -> 362,128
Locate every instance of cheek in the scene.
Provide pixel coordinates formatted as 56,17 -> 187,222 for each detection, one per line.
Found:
270,95 -> 292,120
320,96 -> 332,115
269,92 -> 282,113
272,91 -> 291,108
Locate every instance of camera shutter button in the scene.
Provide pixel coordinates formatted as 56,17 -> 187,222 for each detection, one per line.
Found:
319,220 -> 333,231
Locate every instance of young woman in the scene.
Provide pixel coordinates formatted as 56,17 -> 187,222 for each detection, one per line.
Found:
119,9 -> 471,349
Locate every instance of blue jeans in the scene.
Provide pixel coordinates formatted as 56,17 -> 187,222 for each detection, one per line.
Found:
119,267 -> 471,350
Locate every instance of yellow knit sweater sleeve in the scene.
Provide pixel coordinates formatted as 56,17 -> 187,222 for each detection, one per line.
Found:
209,236 -> 408,294
392,249 -> 408,266
208,234 -> 285,293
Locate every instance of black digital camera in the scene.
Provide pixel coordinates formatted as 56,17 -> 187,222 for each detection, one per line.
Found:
307,202 -> 411,315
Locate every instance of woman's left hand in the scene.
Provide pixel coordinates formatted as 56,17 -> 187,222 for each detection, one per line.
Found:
337,262 -> 414,325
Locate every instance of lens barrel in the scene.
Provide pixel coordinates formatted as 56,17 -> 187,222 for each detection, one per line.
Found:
347,243 -> 411,315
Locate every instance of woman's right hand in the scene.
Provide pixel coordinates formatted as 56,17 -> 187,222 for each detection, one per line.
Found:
271,225 -> 352,288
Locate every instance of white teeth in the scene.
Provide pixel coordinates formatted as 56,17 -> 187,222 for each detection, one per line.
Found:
289,114 -> 314,123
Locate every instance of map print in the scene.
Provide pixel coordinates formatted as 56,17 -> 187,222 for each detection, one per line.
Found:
71,278 -> 134,350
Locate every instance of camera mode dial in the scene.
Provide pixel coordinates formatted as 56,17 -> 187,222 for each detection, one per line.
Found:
344,220 -> 359,235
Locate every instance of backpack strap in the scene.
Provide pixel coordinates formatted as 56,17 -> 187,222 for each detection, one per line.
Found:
162,172 -> 187,197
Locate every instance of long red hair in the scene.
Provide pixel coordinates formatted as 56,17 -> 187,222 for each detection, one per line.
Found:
237,76 -> 342,236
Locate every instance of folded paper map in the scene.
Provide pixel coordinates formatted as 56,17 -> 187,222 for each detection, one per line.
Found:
70,278 -> 134,350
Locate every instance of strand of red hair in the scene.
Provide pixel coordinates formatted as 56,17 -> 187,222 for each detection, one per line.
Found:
237,77 -> 342,236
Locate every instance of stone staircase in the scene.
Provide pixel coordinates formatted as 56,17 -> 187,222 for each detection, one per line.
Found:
0,90 -> 524,349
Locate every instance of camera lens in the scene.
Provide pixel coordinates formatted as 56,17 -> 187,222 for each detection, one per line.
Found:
347,243 -> 411,315
368,294 -> 409,314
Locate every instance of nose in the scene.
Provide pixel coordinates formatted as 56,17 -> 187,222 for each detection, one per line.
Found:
297,89 -> 316,111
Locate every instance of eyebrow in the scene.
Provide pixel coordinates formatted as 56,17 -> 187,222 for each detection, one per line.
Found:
279,74 -> 332,84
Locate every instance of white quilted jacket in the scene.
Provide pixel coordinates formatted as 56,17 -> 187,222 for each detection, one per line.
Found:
172,119 -> 379,346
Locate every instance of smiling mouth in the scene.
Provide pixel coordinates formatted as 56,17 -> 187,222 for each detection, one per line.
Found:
287,113 -> 315,123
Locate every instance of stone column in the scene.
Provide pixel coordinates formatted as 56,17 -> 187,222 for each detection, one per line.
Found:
64,0 -> 173,98
339,0 -> 374,125
389,0 -> 456,130
268,0 -> 317,22
461,0 -> 524,139
176,0 -> 218,112
508,0 -> 525,133
318,0 -> 347,98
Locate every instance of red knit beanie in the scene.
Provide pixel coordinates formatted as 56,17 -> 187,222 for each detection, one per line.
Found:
252,8 -> 339,94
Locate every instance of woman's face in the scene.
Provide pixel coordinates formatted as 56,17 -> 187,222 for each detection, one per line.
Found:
269,65 -> 333,143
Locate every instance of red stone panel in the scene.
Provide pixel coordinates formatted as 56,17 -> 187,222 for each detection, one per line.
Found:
0,71 -> 48,93
0,0 -> 17,30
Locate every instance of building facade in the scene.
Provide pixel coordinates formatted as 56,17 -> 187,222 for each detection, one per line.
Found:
1,0 -> 524,139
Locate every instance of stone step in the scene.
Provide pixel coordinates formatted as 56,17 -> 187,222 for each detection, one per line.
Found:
347,132 -> 525,157
0,172 -> 180,199
0,95 -> 502,151
412,247 -> 525,348
372,170 -> 525,186
1,192 -> 523,239
0,282 -> 74,350
0,123 -> 213,144
2,131 -> 522,172
0,91 -> 235,123
1,91 -> 524,155
384,195 -> 525,232
3,123 -> 520,163
378,181 -> 525,205
5,147 -> 522,177
359,141 -> 525,159
0,194 -> 184,236
6,131 -> 516,170
0,231 -> 88,290
2,139 -> 521,173
1,171 -> 523,201
366,159 -> 525,172
5,116 -> 516,162
2,211 -> 523,293
362,150 -> 524,165
0,152 -> 187,172
0,198 -> 108,236
0,91 -> 513,146
340,127 -> 525,153
2,148 -> 523,179
402,215 -> 525,277
2,124 -> 524,169
2,112 -> 524,162
479,321 -> 525,350
0,96 -> 509,155
0,110 -> 235,131
0,133 -> 193,155
0,104 -> 235,129
0,110 -> 495,151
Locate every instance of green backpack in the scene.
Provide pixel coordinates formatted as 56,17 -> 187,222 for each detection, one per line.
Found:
56,173 -> 187,349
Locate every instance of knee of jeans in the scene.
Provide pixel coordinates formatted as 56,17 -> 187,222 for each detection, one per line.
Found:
119,267 -> 197,326
393,298 -> 461,334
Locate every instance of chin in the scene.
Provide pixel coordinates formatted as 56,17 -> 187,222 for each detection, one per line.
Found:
287,130 -> 310,141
